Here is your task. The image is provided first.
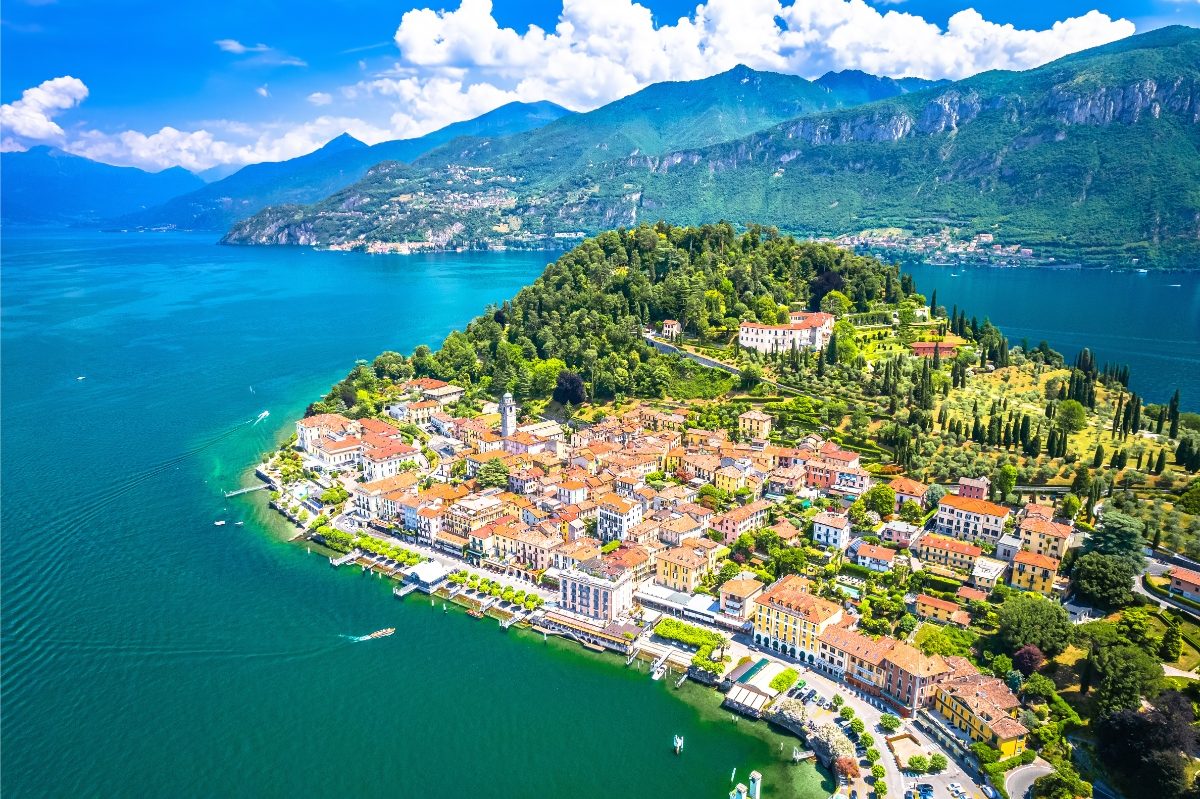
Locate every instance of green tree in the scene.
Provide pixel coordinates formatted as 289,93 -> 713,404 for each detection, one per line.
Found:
820,290 -> 853,318
899,500 -> 924,524
878,714 -> 902,733
993,463 -> 1018,501
997,594 -> 1073,657
1086,510 -> 1146,570
1071,552 -> 1135,609
1091,644 -> 1163,713
928,754 -> 948,773
1021,673 -> 1057,701
908,755 -> 929,773
476,458 -> 511,489
1056,400 -> 1088,434
871,765 -> 886,781
1159,617 -> 1183,662
861,485 -> 897,518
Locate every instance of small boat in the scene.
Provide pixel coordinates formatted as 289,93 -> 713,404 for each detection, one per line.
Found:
234,521 -> 244,527
213,520 -> 226,526
467,608 -> 484,619
76,376 -> 86,381
1137,268 -> 1149,273
365,628 -> 395,639
651,663 -> 667,681
674,734 -> 684,754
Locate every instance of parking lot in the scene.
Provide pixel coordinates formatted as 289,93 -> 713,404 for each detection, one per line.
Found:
752,656 -> 988,799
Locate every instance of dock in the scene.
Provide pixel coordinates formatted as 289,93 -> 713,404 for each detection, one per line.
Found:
393,583 -> 419,599
626,645 -> 641,666
224,484 -> 268,498
330,549 -> 362,567
501,611 -> 526,630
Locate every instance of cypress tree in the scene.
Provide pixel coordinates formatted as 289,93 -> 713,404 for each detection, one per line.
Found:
1154,449 -> 1167,474
1093,444 -> 1105,468
1169,389 -> 1181,439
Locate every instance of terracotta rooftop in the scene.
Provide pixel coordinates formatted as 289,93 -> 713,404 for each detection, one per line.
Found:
940,493 -> 1010,518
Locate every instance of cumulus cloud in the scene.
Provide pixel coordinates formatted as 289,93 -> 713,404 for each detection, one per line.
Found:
372,0 -> 1135,128
0,75 -> 89,151
2,1 -> 1139,169
256,85 -> 270,98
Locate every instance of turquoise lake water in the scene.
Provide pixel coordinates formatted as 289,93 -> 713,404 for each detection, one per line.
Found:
2,228 -> 1197,798
0,229 -> 831,798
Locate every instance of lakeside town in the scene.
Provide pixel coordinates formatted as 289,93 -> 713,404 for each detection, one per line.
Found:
260,370 -> 1195,799
253,227 -> 1200,799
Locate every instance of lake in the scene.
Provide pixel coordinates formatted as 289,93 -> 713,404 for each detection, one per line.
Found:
0,229 -> 830,798
900,263 -> 1200,406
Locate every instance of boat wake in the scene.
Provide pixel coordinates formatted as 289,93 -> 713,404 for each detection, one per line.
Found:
342,628 -> 395,643
251,410 -> 270,425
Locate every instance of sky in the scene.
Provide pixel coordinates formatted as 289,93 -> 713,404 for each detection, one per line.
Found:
2,0 -> 1197,173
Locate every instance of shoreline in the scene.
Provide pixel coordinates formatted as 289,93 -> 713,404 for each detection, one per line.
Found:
236,456 -> 834,793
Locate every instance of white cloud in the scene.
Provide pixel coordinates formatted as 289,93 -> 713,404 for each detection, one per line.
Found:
374,0 -> 1135,127
215,38 -> 307,67
214,39 -> 270,54
67,116 -> 393,172
0,75 -> 89,151
1,1 -> 1140,169
256,85 -> 270,98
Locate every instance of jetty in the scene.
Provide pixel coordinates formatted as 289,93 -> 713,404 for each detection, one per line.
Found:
330,549 -> 362,567
626,645 -> 642,666
393,583 -> 420,599
500,611 -> 526,630
224,484 -> 268,498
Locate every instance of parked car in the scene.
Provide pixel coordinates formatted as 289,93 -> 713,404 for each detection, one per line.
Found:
982,787 -> 996,799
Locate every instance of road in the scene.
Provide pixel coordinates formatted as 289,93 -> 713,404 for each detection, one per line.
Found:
1005,761 -> 1053,799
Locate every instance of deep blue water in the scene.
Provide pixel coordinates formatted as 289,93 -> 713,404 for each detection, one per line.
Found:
902,263 -> 1200,406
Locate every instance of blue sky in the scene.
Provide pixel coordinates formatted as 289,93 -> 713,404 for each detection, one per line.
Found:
2,0 -> 1197,172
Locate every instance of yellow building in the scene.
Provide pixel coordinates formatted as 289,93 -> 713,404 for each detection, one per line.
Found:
1018,517 -> 1072,560
751,574 -> 842,662
1009,550 -> 1060,595
738,409 -> 773,440
914,534 -> 982,575
932,658 -> 1028,758
915,594 -> 970,627
655,545 -> 707,593
714,465 -> 747,494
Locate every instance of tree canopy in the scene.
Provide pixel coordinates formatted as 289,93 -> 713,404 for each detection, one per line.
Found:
996,594 -> 1073,657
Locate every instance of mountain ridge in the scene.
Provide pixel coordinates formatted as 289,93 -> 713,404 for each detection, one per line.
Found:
117,100 -> 573,231
0,146 -> 205,223
223,26 -> 1200,267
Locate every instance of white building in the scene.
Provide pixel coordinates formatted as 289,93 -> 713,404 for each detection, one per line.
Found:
597,496 -> 643,543
559,558 -> 634,622
812,511 -> 851,550
935,494 -> 1011,543
737,311 -> 834,354
855,543 -> 897,573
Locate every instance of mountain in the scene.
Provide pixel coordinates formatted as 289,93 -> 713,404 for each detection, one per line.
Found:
121,100 -> 572,231
814,70 -> 947,104
224,27 -> 1200,266
1,146 -> 204,223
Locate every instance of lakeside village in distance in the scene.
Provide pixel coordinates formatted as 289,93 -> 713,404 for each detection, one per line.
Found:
252,226 -> 1200,799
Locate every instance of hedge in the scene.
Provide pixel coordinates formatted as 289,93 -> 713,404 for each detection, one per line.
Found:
1142,575 -> 1200,613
